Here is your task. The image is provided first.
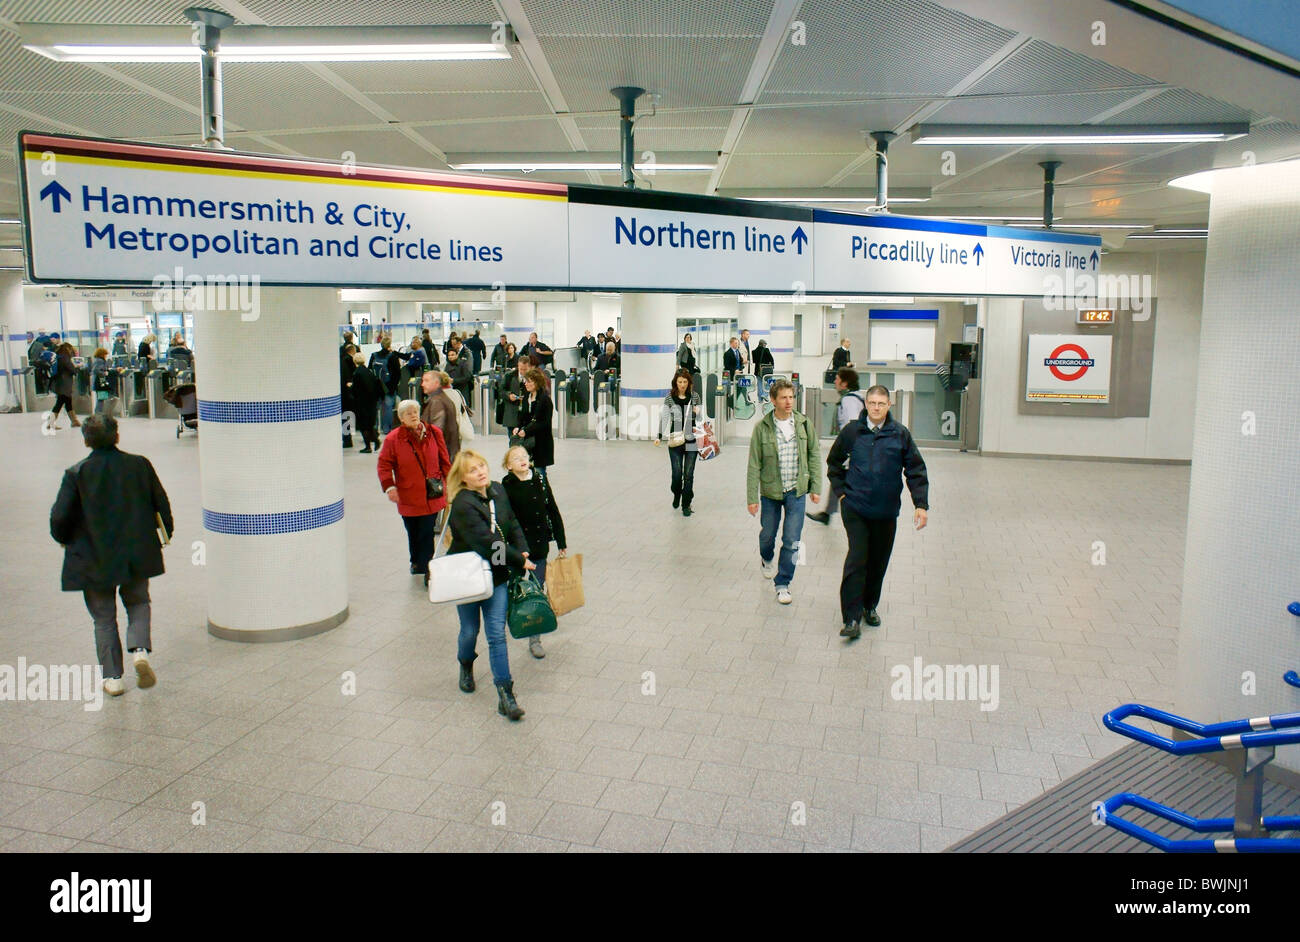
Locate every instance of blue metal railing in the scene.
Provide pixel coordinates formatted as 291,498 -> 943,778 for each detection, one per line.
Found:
1102,793 -> 1300,853
1102,703 -> 1300,754
1099,702 -> 1300,853
1285,672 -> 1300,689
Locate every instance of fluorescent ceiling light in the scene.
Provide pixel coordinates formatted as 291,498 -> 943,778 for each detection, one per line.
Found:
738,295 -> 915,304
447,152 -> 717,173
911,123 -> 1249,145
0,218 -> 20,224
21,23 -> 512,62
718,187 -> 931,204
1126,232 -> 1207,239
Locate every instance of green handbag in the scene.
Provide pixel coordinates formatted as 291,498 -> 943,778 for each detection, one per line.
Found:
507,571 -> 557,639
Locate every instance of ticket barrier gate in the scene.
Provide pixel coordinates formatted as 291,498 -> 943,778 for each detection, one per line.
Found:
476,374 -> 494,437
73,361 -> 94,415
556,370 -> 593,440
148,369 -> 179,420
594,372 -> 620,441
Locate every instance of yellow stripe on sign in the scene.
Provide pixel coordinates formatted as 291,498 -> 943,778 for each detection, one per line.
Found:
22,150 -> 568,203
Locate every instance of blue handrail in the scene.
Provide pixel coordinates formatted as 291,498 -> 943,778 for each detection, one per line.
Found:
1285,671 -> 1300,689
1102,793 -> 1300,853
1288,601 -> 1300,618
1103,703 -> 1300,754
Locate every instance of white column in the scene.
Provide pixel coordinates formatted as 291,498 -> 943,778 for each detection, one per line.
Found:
738,300 -> 771,359
0,272 -> 27,410
1176,160 -> 1300,773
194,287 -> 348,641
504,300 -> 535,350
619,293 -> 678,440
770,302 -> 795,375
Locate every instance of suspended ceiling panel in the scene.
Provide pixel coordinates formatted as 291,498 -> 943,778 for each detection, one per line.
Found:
235,0 -> 501,26
536,35 -> 764,113
1100,87 -> 1258,125
736,102 -> 922,154
721,153 -> 873,188
421,117 -> 574,154
760,0 -> 1018,101
594,170 -> 715,193
963,38 -> 1159,96
366,90 -> 553,123
2,0 -> 196,24
220,63 -> 390,131
520,0 -> 774,38
932,90 -> 1146,125
326,59 -> 543,95
574,109 -> 732,152
260,128 -> 441,169
3,90 -> 197,139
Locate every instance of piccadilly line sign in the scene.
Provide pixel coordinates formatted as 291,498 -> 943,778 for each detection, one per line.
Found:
18,131 -> 1100,297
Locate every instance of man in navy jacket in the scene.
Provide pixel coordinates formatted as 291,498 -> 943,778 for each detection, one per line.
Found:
825,385 -> 929,639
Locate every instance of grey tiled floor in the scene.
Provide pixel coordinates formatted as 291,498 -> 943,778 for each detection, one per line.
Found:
0,409 -> 1187,852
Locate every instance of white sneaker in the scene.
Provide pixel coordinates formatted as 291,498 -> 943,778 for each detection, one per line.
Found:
760,558 -> 776,579
776,587 -> 792,605
132,651 -> 156,689
103,678 -> 125,697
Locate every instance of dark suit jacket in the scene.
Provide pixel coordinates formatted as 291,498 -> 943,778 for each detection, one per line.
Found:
724,347 -> 745,374
50,447 -> 173,592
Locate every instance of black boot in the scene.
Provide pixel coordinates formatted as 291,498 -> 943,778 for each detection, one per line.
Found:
496,681 -> 525,720
458,659 -> 475,693
682,501 -> 693,517
672,491 -> 681,509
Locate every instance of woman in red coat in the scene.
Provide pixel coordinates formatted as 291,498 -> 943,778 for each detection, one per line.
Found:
378,398 -> 451,586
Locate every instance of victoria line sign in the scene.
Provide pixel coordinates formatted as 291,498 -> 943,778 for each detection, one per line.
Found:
19,132 -> 1100,296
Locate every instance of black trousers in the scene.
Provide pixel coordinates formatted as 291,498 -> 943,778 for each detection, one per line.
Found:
668,446 -> 697,505
51,394 -> 75,418
839,504 -> 897,622
403,513 -> 437,574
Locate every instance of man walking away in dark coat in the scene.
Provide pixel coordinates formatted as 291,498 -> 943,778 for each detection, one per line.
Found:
825,385 -> 928,639
50,414 -> 173,697
348,352 -> 384,453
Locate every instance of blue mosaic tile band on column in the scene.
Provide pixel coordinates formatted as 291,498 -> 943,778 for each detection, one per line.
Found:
203,498 -> 345,535
198,396 -> 341,423
619,387 -> 673,398
621,343 -> 677,354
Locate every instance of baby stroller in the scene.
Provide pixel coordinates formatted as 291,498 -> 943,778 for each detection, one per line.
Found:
164,382 -> 198,438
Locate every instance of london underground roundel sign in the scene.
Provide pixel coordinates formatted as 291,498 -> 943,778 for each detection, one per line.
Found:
1044,343 -> 1094,381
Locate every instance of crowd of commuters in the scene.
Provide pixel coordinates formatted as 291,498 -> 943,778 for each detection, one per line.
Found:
49,324 -> 927,724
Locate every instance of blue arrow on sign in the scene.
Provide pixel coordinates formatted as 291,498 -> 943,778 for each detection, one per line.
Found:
40,180 -> 72,212
791,226 -> 808,255
972,243 -> 983,266
1090,249 -> 1100,267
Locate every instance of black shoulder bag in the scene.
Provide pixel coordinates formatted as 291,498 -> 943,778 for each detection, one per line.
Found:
409,433 -> 445,499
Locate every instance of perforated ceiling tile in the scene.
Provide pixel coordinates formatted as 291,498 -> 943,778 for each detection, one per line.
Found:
219,62 -> 394,131
967,39 -> 1158,96
4,91 -> 197,138
261,128 -> 443,169
1102,88 -> 1257,125
574,108 -> 735,130
575,125 -> 728,153
934,90 -> 1143,125
233,0 -> 500,27
368,90 -> 551,124
722,153 -> 869,188
2,0 -> 195,24
521,0 -> 773,37
736,101 -> 920,154
327,58 -> 541,95
761,0 -> 1018,100
424,117 -> 574,154
594,169 -> 714,193
540,34 -> 762,113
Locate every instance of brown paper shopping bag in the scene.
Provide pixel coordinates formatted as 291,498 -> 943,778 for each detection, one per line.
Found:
545,553 -> 585,616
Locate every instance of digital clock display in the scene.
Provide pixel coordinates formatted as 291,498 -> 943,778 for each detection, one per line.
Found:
1077,309 -> 1115,324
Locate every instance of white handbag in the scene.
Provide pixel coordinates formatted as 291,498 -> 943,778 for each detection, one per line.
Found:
427,501 -> 495,604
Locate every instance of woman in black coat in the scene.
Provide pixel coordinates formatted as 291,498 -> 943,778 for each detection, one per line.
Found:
501,444 -> 567,659
340,344 -> 357,448
445,449 -> 534,720
513,368 -> 555,472
49,343 -> 81,429
346,353 -> 384,453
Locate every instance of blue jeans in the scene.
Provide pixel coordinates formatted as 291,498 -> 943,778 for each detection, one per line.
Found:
457,583 -> 511,684
531,556 -> 548,590
380,393 -> 396,435
759,490 -> 805,589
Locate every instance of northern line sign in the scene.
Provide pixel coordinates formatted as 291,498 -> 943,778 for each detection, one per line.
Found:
19,132 -> 1100,297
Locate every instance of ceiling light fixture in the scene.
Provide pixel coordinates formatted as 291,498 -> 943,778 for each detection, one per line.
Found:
447,152 -> 717,173
718,187 -> 931,204
910,123 -> 1249,145
20,23 -> 514,62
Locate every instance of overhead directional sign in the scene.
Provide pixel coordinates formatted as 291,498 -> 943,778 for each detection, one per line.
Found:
813,211 -> 1100,298
19,132 -> 1100,296
19,132 -> 569,288
566,187 -> 814,293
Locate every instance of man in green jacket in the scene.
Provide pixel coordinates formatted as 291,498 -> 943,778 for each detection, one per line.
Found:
746,379 -> 821,604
